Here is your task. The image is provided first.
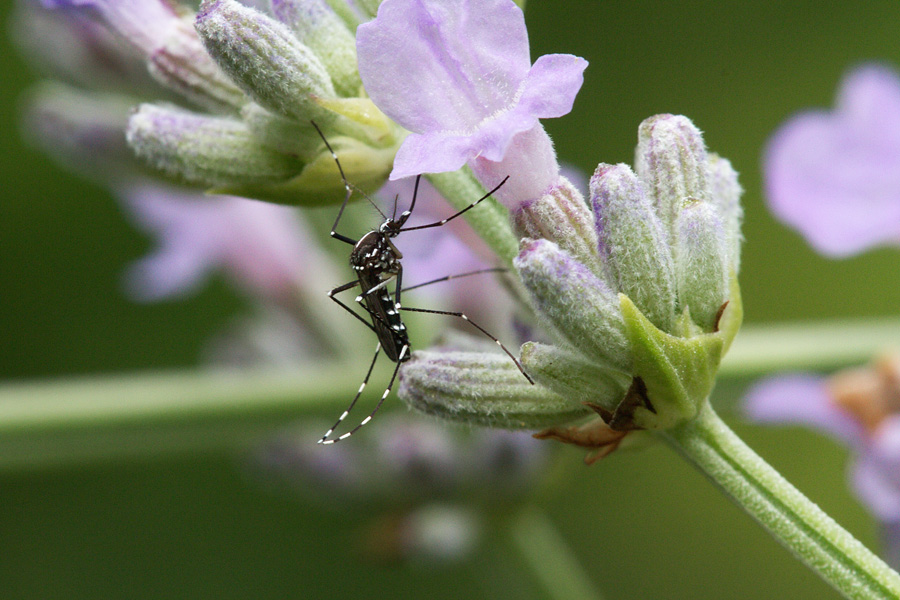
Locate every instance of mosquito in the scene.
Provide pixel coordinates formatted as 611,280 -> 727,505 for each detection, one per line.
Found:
310,123 -> 533,445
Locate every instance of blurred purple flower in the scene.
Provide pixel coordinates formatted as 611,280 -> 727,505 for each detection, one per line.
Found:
764,64 -> 900,257
356,0 -> 587,208
745,360 -> 900,564
40,0 -> 182,58
121,182 -> 326,303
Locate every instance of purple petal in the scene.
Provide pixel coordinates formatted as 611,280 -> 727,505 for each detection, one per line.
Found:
764,64 -> 900,257
391,131 -> 475,180
851,416 -> 900,522
357,0 -> 530,133
743,374 -> 867,447
391,106 -> 546,181
470,125 -> 560,208
518,54 -> 588,119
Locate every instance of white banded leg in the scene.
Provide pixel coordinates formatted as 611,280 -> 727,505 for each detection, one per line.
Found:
319,342 -> 382,444
318,343 -> 409,445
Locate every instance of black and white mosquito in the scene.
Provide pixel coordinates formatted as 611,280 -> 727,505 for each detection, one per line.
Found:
311,122 -> 533,445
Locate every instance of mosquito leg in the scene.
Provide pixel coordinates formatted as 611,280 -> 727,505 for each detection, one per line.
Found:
396,176 -> 509,232
328,280 -> 377,333
401,306 -> 533,384
320,343 -> 408,445
319,342 -> 383,444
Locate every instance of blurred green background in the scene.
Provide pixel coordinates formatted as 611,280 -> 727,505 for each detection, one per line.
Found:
1,1 -> 898,598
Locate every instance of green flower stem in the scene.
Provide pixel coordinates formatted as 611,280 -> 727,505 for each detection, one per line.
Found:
2,316 -> 900,471
719,315 -> 900,377
426,168 -> 519,265
664,402 -> 900,600
0,363 -> 367,472
506,506 -> 606,600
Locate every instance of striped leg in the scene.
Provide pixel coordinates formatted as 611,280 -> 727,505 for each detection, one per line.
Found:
318,343 -> 409,445
319,342 -> 382,444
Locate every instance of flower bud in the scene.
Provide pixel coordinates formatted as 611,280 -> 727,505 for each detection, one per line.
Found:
126,104 -> 301,189
398,350 -> 588,429
22,83 -> 136,181
195,0 -> 337,124
707,153 -> 744,273
673,199 -> 729,331
148,16 -> 247,113
590,163 -> 677,332
635,114 -> 709,233
513,176 -> 606,281
271,0 -> 362,97
520,342 -> 630,411
514,239 -> 630,371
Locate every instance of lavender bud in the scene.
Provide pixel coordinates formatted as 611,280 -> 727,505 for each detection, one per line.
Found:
270,0 -> 362,97
126,104 -> 301,188
707,153 -> 744,273
635,114 -> 709,234
195,0 -> 336,124
591,163 -> 677,332
513,176 -> 606,281
148,16 -> 248,113
520,342 -> 630,412
398,351 -> 588,429
22,83 -> 135,180
673,199 -> 729,331
514,239 -> 630,371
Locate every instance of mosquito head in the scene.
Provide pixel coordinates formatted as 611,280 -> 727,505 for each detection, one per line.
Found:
379,216 -> 407,237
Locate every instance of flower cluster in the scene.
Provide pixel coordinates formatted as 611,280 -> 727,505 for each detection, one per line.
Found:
21,0 -> 404,205
400,114 -> 744,452
19,0 -> 746,454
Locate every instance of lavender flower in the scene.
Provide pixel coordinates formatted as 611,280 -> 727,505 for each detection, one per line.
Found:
21,0 -> 404,205
745,358 -> 900,567
400,114 -> 744,450
765,64 -> 900,257
120,181 -> 333,304
356,0 -> 588,207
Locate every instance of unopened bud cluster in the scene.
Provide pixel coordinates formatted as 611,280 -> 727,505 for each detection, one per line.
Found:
19,0 -> 403,205
400,115 -> 743,437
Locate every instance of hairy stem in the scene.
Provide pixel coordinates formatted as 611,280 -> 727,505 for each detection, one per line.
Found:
426,168 -> 519,265
664,403 -> 900,600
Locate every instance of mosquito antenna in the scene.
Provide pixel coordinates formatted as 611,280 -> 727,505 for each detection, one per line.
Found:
401,267 -> 507,293
310,120 -> 390,226
398,176 -> 509,232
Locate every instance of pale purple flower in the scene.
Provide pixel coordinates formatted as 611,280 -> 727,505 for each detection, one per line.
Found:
764,64 -> 900,257
356,0 -> 587,208
745,369 -> 900,564
120,182 -> 327,303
